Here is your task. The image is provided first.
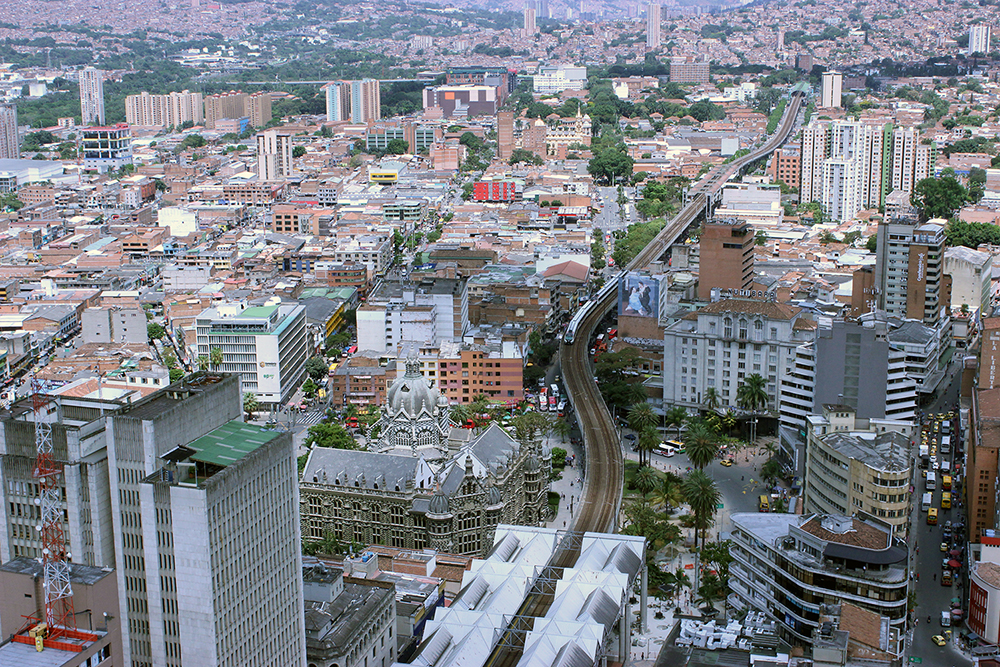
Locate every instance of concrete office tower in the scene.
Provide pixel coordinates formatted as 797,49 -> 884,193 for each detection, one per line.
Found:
890,126 -> 935,197
874,217 -> 951,325
970,24 -> 991,55
523,6 -> 537,34
79,67 -> 106,125
107,374 -> 305,667
820,70 -> 842,108
256,129 -> 293,181
646,2 -> 661,49
820,121 -> 864,222
497,111 -> 515,160
697,220 -> 754,299
0,103 -> 18,159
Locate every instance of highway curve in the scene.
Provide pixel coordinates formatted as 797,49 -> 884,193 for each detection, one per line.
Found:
562,91 -> 806,535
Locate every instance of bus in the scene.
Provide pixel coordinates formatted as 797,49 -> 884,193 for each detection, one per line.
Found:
658,443 -> 676,457
927,507 -> 938,525
922,492 -> 933,512
758,495 -> 770,512
942,492 -> 952,509
942,474 -> 952,491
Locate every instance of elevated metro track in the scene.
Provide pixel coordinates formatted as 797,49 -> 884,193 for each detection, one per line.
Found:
480,91 -> 805,667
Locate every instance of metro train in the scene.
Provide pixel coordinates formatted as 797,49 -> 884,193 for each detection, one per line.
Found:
564,275 -> 621,345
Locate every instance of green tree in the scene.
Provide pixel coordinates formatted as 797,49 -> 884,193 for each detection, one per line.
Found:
305,422 -> 358,450
685,423 -> 719,470
197,355 -> 209,371
179,134 -> 206,150
147,322 -> 166,340
550,446 -> 567,468
651,471 -> 684,515
209,346 -> 223,371
664,406 -> 688,439
703,387 -> 721,411
0,193 -> 24,211
385,138 -> 409,155
699,540 -> 735,580
760,457 -> 783,488
866,234 -> 878,252
594,348 -> 647,412
737,373 -> 769,411
637,425 -> 660,468
682,469 -> 721,549
304,356 -> 328,381
508,148 -> 543,165
292,145 -> 307,158
162,350 -> 178,369
169,368 -> 185,383
634,465 -> 658,501
302,378 -> 319,398
551,417 -> 571,443
587,146 -> 635,185
243,392 -> 259,420
628,401 -> 658,434
911,176 -> 967,219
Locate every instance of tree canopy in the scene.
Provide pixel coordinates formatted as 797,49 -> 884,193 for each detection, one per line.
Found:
945,219 -> 1000,248
611,219 -> 666,268
587,146 -> 634,185
306,422 -> 358,450
911,177 -> 967,219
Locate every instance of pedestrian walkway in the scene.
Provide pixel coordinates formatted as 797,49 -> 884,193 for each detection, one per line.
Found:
298,410 -> 325,426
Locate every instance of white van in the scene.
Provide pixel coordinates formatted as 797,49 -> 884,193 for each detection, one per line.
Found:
941,610 -> 952,627
922,492 -> 933,512
926,471 -> 937,491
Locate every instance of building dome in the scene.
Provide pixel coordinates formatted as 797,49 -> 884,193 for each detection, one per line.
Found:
487,486 -> 503,507
428,489 -> 450,516
526,453 -> 540,472
387,358 -> 440,418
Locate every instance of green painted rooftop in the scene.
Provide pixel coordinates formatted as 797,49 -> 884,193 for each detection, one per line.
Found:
239,305 -> 278,319
187,420 -> 278,468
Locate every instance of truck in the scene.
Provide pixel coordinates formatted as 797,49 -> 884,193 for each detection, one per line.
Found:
941,435 -> 951,455
922,492 -> 933,511
926,470 -> 937,491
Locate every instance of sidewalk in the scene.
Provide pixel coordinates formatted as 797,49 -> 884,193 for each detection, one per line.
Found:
543,432 -> 585,531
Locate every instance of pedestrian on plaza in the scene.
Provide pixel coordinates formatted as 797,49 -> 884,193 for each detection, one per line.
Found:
934,573 -> 936,581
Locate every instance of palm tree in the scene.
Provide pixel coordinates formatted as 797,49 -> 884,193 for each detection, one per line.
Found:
685,423 -> 719,470
634,465 -> 658,503
737,373 -> 769,412
664,406 -> 688,439
673,567 -> 691,604
450,403 -> 471,426
637,425 -> 659,467
197,355 -> 209,371
760,458 -> 783,489
628,401 -> 658,435
651,472 -> 684,515
703,387 -> 721,412
551,417 -> 571,443
772,496 -> 788,513
682,469 -> 721,549
209,346 -> 223,372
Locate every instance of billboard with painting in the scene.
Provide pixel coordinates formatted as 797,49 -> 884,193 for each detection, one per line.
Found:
618,273 -> 659,319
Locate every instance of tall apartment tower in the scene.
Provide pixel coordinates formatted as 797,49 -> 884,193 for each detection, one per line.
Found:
523,6 -> 537,34
860,121 -> 893,210
891,126 -> 935,197
874,217 -> 952,325
247,91 -> 272,129
125,91 -> 204,128
107,374 -> 305,667
0,103 -> 19,159
325,80 -> 380,123
970,24 -> 991,55
257,129 -> 293,180
799,120 -> 829,205
646,3 -> 661,49
79,67 -> 106,126
820,121 -> 864,222
697,220 -> 755,299
820,71 -> 842,108
497,111 -> 515,160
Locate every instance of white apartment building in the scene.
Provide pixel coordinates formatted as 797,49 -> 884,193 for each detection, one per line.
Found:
533,66 -> 588,94
357,278 -> 469,352
944,246 -> 993,314
799,120 -> 829,205
646,2 -> 661,49
803,405 -> 914,537
890,127 -> 935,197
256,130 -> 293,181
195,302 -> 308,408
79,67 -> 106,125
324,79 -> 381,123
860,121 -> 892,210
820,71 -> 842,108
108,376 -> 305,667
329,235 -> 393,278
125,90 -> 204,128
714,183 -> 783,226
661,299 -> 816,411
821,121 -> 864,222
0,103 -> 18,160
970,24 -> 992,55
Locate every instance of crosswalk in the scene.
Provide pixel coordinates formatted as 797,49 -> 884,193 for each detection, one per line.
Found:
297,410 -> 326,426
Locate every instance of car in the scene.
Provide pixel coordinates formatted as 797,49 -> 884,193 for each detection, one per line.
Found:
942,571 -> 953,586
721,459 -> 734,467
941,542 -> 949,552
932,635 -> 947,646
931,445 -> 938,456
624,433 -> 637,441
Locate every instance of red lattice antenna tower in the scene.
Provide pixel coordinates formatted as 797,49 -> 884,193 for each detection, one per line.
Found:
32,376 -> 76,639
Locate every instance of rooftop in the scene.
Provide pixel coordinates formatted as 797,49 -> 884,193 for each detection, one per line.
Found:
0,556 -> 114,586
800,515 -> 890,551
817,431 -> 911,474
184,419 -> 279,468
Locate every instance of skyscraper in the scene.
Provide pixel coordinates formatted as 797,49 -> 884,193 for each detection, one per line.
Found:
891,126 -> 935,197
859,121 -> 893,210
970,24 -> 991,55
523,6 -> 537,34
820,121 -> 864,222
497,111 -> 515,160
324,80 -> 381,124
256,129 -> 293,181
799,120 -> 829,205
646,3 -> 661,49
874,217 -> 951,325
79,67 -> 105,126
820,70 -> 842,108
0,103 -> 18,159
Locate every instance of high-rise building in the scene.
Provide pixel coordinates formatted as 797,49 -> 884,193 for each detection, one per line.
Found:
820,120 -> 863,222
969,381 -> 1000,541
107,375 -> 305,667
970,24 -> 992,55
324,80 -> 380,123
247,91 -> 272,129
81,123 -> 132,173
497,111 -> 515,160
890,126 -> 935,198
697,220 -> 754,299
859,121 -> 893,210
646,3 -> 661,49
256,129 -> 293,181
79,67 -> 106,126
203,91 -> 271,130
125,90 -> 204,128
0,103 -> 18,159
523,6 -> 537,34
820,70 -> 842,108
669,56 -> 709,83
874,217 -> 951,326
